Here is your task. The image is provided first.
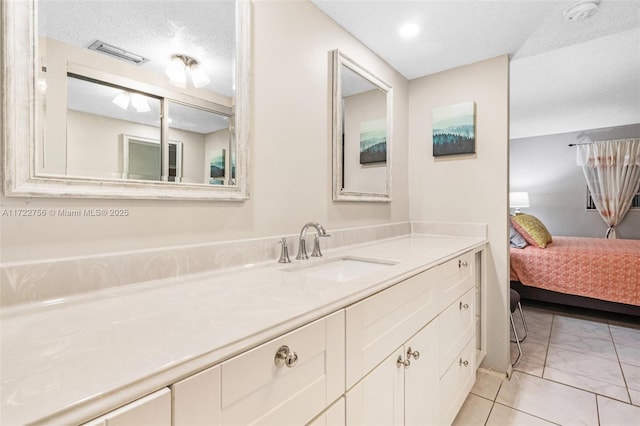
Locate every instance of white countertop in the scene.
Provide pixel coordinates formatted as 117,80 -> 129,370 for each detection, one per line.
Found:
0,234 -> 485,425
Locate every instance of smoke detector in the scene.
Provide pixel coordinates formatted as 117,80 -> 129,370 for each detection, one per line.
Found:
563,0 -> 600,22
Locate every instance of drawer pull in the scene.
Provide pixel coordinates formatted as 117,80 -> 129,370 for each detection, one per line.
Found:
407,347 -> 420,361
274,345 -> 298,368
458,260 -> 469,268
459,358 -> 469,367
459,301 -> 470,310
397,355 -> 411,368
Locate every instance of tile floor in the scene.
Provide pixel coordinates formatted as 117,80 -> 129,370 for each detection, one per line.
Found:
453,302 -> 640,425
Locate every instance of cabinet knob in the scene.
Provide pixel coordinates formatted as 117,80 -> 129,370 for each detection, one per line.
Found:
459,358 -> 469,367
406,347 -> 420,361
459,301 -> 470,310
274,345 -> 298,368
458,260 -> 469,268
397,355 -> 411,368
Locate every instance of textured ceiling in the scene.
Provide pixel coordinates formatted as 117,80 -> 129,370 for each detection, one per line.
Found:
38,0 -> 235,97
312,0 -> 640,138
311,0 -> 639,79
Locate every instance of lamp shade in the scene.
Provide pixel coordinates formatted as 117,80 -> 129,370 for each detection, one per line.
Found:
190,66 -> 210,88
509,192 -> 530,208
166,57 -> 187,88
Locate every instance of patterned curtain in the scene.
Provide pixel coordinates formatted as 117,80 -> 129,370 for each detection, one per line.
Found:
576,138 -> 640,239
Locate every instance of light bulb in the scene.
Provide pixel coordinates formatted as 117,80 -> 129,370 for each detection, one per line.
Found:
190,65 -> 210,88
166,57 -> 187,88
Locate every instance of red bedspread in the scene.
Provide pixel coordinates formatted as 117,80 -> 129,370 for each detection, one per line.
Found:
510,236 -> 640,306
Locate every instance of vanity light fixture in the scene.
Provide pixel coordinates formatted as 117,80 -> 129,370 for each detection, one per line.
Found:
112,91 -> 151,113
166,54 -> 211,88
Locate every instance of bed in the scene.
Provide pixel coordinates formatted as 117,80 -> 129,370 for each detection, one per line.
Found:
510,235 -> 640,317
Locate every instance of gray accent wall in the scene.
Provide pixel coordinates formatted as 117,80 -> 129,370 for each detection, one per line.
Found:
510,123 -> 640,240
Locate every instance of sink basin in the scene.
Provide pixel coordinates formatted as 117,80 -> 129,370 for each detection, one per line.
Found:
285,256 -> 397,282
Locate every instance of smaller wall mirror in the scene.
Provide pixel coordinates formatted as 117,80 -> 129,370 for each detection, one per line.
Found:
332,49 -> 392,202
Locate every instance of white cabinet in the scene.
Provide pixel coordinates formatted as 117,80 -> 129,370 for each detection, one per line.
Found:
345,267 -> 438,389
84,246 -> 485,426
82,388 -> 171,426
171,310 -> 345,426
346,346 -> 405,426
438,287 -> 475,376
439,339 -> 476,424
345,249 -> 481,425
437,252 -> 477,425
346,321 -> 439,426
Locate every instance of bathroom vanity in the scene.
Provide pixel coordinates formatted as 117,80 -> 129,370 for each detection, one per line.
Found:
0,235 -> 487,425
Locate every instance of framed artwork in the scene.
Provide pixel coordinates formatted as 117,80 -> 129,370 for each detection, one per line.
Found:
209,149 -> 226,179
432,101 -> 476,156
359,119 -> 387,164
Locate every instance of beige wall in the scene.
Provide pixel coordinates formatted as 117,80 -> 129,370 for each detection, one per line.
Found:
408,55 -> 510,371
0,0 -> 410,263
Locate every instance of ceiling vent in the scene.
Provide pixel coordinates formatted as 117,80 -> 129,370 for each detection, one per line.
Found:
563,0 -> 600,22
88,40 -> 149,65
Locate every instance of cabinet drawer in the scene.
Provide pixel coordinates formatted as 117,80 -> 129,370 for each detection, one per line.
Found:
438,251 -> 474,311
171,365 -> 221,426
439,288 -> 474,376
82,388 -> 171,426
346,268 -> 438,389
439,338 -> 476,425
220,310 -> 345,425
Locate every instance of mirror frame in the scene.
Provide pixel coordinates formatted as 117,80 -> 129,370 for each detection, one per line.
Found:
1,0 -> 250,201
332,49 -> 392,202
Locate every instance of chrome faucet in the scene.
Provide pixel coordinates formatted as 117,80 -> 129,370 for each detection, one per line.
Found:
296,222 -> 331,260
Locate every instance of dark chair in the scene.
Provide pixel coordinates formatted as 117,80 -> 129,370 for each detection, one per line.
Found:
510,288 -> 528,366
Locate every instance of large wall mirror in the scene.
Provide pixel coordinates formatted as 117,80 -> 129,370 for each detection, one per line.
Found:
2,0 -> 249,200
332,49 -> 392,202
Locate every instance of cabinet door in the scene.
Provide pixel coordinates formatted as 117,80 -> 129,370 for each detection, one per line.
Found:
220,310 -> 344,425
82,388 -> 171,426
307,397 -> 345,426
346,268 -> 438,389
404,322 -> 439,426
171,365 -> 221,426
346,347 -> 405,426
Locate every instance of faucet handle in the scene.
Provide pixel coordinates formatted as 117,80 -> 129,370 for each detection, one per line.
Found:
311,233 -> 331,257
278,238 -> 291,263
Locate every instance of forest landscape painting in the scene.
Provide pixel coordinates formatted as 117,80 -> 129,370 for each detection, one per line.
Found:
432,101 -> 476,156
209,149 -> 225,184
360,119 -> 387,164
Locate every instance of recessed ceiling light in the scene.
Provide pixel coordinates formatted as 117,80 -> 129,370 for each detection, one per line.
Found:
563,0 -> 600,22
399,23 -> 420,39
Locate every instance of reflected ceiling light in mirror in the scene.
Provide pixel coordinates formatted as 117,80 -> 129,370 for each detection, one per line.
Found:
112,92 -> 130,109
112,92 -> 151,113
166,54 -> 210,88
130,94 -> 151,112
398,23 -> 420,39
